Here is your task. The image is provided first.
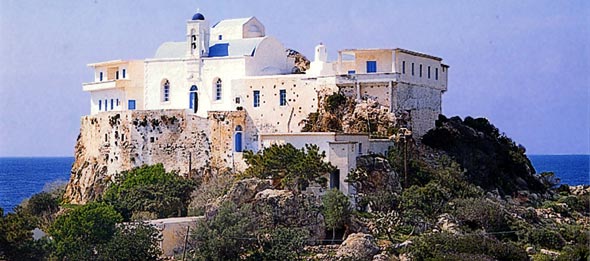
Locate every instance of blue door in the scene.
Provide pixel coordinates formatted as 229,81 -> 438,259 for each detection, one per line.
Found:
234,131 -> 243,152
189,85 -> 198,113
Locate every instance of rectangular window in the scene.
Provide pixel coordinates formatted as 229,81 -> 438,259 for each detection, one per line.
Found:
235,97 -> 241,104
104,99 -> 107,111
419,64 -> 422,77
435,68 -> 439,80
110,99 -> 114,110
99,72 -> 103,81
366,61 -> 377,73
428,66 -> 431,79
411,63 -> 415,76
116,99 -> 119,106
402,61 -> 405,74
218,35 -> 222,40
279,89 -> 287,106
98,100 -> 102,111
128,100 -> 136,110
116,71 -> 119,80
358,143 -> 363,155
330,170 -> 340,190
122,69 -> 126,79
253,90 -> 260,107
347,70 -> 356,75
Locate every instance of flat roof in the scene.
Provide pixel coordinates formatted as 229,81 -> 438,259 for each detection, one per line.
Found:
260,132 -> 368,137
87,60 -> 139,67
394,48 -> 442,61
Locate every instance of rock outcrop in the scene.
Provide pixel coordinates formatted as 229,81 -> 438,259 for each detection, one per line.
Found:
336,233 -> 380,260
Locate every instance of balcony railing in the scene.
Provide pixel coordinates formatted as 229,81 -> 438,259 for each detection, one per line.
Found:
82,79 -> 130,92
334,72 -> 400,85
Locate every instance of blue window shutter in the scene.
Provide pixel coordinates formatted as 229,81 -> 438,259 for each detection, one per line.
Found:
128,100 -> 136,110
110,99 -> 114,110
366,61 -> 377,73
99,72 -> 103,81
279,89 -> 286,106
235,132 -> 243,152
99,100 -> 102,110
122,69 -> 126,79
253,90 -> 260,107
105,99 -> 108,111
347,70 -> 356,75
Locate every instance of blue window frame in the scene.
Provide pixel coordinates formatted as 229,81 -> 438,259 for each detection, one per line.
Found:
253,90 -> 260,107
215,79 -> 222,101
189,85 -> 198,112
116,99 -> 119,106
435,68 -> 439,80
366,61 -> 377,73
110,99 -> 114,110
98,100 -> 102,111
128,100 -> 136,110
104,99 -> 107,111
279,89 -> 287,106
234,125 -> 243,152
122,69 -> 126,79
402,61 -> 405,74
347,70 -> 356,75
99,72 -> 103,81
412,63 -> 415,76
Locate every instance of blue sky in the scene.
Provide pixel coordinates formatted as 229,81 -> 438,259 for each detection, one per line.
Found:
0,0 -> 588,156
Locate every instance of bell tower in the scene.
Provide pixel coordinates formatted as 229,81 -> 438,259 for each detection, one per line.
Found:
186,12 -> 210,58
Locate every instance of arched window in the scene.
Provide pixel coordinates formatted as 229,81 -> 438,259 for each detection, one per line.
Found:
214,78 -> 222,101
162,79 -> 170,102
189,85 -> 198,113
234,125 -> 243,152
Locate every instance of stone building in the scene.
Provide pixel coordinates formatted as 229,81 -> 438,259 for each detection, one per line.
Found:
71,12 -> 449,200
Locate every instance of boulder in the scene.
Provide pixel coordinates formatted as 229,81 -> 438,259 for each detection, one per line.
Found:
336,233 -> 380,260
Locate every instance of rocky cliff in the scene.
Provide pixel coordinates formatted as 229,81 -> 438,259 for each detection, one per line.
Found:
64,110 -> 213,204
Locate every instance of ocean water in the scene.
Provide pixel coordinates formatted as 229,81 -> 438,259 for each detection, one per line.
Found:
528,155 -> 589,186
0,155 -> 588,213
0,157 -> 74,213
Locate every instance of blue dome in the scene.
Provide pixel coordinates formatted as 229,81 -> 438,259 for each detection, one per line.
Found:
192,13 -> 205,20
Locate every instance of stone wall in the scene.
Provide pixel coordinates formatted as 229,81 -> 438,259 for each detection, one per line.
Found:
64,110 -> 212,204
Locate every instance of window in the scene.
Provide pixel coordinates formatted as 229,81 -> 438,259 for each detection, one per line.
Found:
330,170 -> 340,190
347,70 -> 356,75
116,99 -> 119,106
411,63 -> 415,76
366,61 -> 377,73
253,90 -> 260,107
128,100 -> 136,110
99,100 -> 102,111
99,72 -> 103,81
435,68 -> 439,80
116,71 -> 119,80
162,80 -> 170,102
279,89 -> 287,106
428,66 -> 431,79
218,35 -> 222,40
215,79 -> 222,101
358,143 -> 363,155
104,99 -> 107,111
235,97 -> 241,104
402,61 -> 406,74
122,69 -> 126,79
234,125 -> 243,152
189,85 -> 198,113
110,99 -> 114,110
419,64 -> 422,77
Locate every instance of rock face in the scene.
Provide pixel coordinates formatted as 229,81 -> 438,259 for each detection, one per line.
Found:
286,48 -> 310,73
336,233 -> 380,260
64,110 -> 247,204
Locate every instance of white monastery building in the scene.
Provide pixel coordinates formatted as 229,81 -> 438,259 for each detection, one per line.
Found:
81,12 -> 449,195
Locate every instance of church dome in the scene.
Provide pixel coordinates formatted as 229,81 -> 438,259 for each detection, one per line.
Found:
192,13 -> 205,20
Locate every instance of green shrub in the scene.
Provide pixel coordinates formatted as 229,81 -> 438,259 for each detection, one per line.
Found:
452,198 -> 510,235
528,228 -> 566,250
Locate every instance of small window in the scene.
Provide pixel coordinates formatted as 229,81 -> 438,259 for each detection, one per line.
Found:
411,63 -> 415,76
162,80 -> 170,102
99,100 -> 102,111
366,61 -> 377,73
330,170 -> 340,190
253,90 -> 260,107
110,99 -> 114,110
402,61 -> 405,74
419,64 -> 422,77
279,89 -> 287,106
347,70 -> 356,75
122,69 -> 126,79
104,99 -> 108,111
358,143 -> 363,155
435,68 -> 439,80
235,97 -> 241,104
116,99 -> 119,106
215,79 -> 222,101
218,35 -> 222,40
128,100 -> 136,110
428,66 -> 431,79
116,71 -> 119,80
99,72 -> 103,81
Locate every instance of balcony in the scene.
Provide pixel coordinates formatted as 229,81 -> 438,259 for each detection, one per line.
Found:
334,72 -> 400,85
82,79 -> 130,92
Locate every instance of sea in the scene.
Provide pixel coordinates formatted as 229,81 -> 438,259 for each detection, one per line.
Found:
0,155 -> 589,213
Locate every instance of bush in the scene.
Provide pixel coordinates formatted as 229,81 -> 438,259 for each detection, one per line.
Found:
527,228 -> 566,250
452,198 -> 510,235
322,189 -> 351,241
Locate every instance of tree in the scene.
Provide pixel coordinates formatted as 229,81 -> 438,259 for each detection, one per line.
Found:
48,202 -> 122,260
103,164 -> 197,220
0,209 -> 49,260
97,222 -> 162,261
243,144 -> 333,191
322,189 -> 351,242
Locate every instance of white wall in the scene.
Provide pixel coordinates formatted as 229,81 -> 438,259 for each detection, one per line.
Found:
395,52 -> 447,91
